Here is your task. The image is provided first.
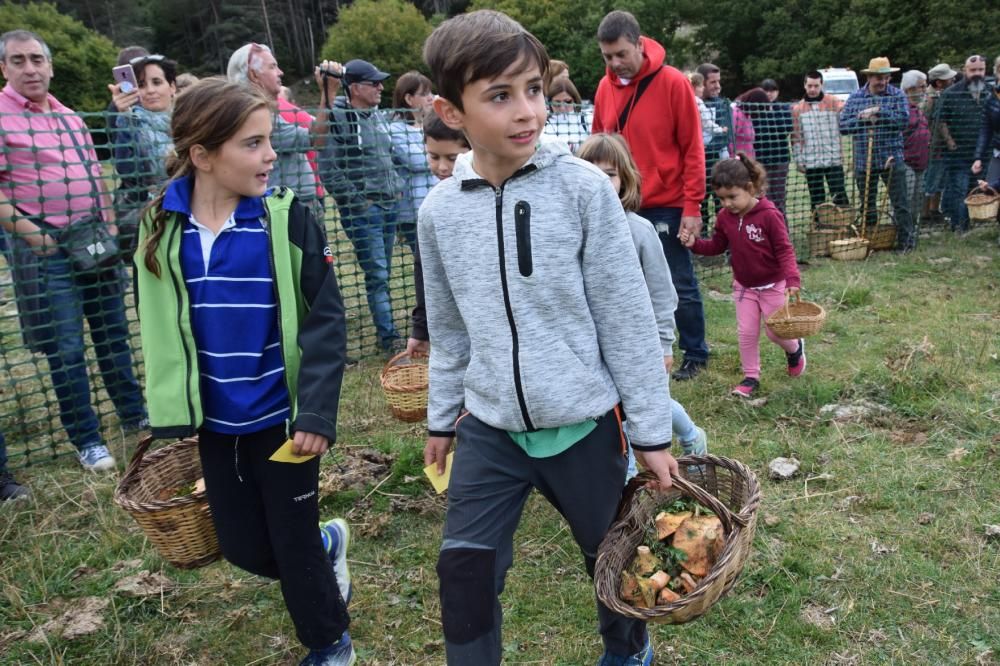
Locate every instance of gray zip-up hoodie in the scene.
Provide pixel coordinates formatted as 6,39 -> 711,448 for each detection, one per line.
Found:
418,141 -> 673,450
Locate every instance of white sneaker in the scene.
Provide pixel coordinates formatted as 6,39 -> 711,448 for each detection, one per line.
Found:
79,444 -> 116,472
320,518 -> 352,604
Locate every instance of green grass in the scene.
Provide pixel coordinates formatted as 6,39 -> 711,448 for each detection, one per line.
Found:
2,226 -> 999,665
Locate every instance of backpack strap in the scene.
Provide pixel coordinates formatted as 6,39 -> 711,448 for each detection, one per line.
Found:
617,66 -> 663,131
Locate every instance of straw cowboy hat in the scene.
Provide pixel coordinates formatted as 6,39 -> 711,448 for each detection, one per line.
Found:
861,57 -> 900,74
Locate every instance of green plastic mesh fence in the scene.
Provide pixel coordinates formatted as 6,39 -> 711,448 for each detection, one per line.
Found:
1,84 -> 996,469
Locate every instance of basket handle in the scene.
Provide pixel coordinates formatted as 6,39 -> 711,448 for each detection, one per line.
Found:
968,184 -> 998,197
121,435 -> 156,488
619,466 -> 749,534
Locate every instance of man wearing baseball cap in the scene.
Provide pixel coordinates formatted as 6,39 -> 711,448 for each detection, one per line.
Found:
839,57 -> 913,250
317,58 -> 405,356
922,63 -> 959,225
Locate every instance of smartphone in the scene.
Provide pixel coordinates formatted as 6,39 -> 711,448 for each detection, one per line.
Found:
112,64 -> 138,94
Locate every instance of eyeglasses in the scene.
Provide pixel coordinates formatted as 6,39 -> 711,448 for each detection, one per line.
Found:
356,80 -> 384,88
129,54 -> 165,66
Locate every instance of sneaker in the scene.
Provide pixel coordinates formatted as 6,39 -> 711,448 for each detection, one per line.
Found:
680,425 -> 708,457
0,472 -> 30,501
320,518 -> 352,605
121,417 -> 150,434
382,337 -> 407,360
79,444 -> 116,472
596,635 -> 653,666
671,358 -> 706,381
299,631 -> 356,666
731,377 -> 760,399
786,339 -> 807,377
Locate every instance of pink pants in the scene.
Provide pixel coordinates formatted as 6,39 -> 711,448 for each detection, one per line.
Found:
733,280 -> 800,379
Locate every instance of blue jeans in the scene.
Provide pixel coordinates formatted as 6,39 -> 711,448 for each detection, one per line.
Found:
37,256 -> 145,451
625,397 -> 697,479
641,207 -> 709,363
340,201 -> 400,348
942,159 -> 974,231
0,430 -> 7,472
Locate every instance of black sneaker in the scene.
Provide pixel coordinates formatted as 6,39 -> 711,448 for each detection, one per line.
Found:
0,471 -> 29,501
672,359 -> 706,381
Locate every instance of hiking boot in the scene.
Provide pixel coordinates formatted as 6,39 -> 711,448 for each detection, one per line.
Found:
596,635 -> 653,666
299,631 -> 356,666
0,471 -> 30,501
79,444 -> 116,472
671,359 -> 706,381
786,339 -> 807,377
731,377 -> 760,399
320,518 -> 352,605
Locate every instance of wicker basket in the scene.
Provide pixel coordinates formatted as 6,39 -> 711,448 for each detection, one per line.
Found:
965,185 -> 999,221
829,237 -> 870,261
595,455 -> 761,624
864,225 -> 897,252
813,203 -> 854,229
808,228 -> 849,257
380,351 -> 429,422
114,436 -> 220,570
765,293 -> 827,339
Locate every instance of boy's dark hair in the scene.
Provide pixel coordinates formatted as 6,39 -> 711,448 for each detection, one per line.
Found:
711,153 -> 768,194
423,108 -> 469,147
596,10 -> 641,44
760,78 -> 779,92
696,63 -> 720,78
805,70 -> 823,82
423,10 -> 549,112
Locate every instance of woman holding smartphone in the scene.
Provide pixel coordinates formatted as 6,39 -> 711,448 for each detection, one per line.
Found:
109,55 -> 178,255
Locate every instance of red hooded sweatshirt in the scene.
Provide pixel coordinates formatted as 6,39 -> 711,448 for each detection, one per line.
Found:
690,197 -> 801,289
592,37 -> 705,216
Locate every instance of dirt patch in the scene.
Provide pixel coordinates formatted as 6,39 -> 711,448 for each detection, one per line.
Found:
113,571 -> 174,597
320,447 -> 395,494
800,602 -> 836,630
27,596 -> 109,642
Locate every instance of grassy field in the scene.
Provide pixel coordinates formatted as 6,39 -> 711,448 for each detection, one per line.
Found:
1,224 -> 998,665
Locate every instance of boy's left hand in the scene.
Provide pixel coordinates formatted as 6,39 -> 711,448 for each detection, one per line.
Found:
634,449 -> 679,491
293,431 -> 329,456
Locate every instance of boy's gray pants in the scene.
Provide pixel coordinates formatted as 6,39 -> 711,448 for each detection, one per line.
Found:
437,409 -> 649,665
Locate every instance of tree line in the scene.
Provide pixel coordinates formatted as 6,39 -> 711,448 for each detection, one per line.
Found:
1,0 -> 997,113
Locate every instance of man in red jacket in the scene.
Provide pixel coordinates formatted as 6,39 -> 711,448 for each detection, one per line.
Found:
593,10 -> 709,380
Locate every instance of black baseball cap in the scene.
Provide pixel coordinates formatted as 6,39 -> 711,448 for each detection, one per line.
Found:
343,59 -> 390,85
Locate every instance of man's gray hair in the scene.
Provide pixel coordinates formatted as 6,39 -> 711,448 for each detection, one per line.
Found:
0,30 -> 52,62
227,43 -> 270,86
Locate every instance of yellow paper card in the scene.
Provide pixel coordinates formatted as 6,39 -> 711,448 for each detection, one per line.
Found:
268,438 -> 317,464
423,452 -> 454,494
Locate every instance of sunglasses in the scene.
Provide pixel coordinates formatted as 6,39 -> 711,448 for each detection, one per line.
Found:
356,80 -> 384,88
967,55 -> 986,63
129,54 -> 166,66
247,42 -> 267,69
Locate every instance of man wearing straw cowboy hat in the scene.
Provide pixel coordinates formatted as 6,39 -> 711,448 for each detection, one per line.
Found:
840,56 -> 915,252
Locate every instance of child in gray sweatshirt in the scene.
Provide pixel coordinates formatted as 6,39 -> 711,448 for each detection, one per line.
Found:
420,10 -> 678,666
577,133 -> 709,477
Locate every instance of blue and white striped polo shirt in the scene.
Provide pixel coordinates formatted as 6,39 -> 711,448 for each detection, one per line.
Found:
165,178 -> 290,435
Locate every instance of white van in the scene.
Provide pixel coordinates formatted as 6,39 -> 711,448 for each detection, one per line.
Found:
819,67 -> 860,101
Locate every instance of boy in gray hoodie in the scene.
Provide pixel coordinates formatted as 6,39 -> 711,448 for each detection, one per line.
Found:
420,11 -> 678,666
